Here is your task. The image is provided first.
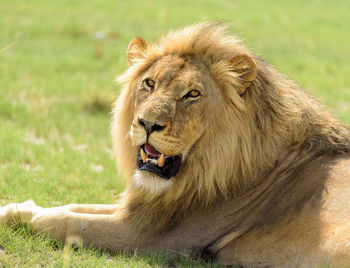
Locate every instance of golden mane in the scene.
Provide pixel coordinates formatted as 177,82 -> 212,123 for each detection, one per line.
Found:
111,22 -> 350,231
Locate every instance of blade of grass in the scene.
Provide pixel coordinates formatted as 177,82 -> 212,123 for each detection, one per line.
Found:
0,40 -> 18,54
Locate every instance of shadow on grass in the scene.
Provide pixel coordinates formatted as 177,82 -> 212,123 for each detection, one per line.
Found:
4,222 -> 64,251
2,223 -> 227,267
106,248 -> 226,268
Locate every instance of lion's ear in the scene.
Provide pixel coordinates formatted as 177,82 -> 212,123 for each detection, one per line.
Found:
230,54 -> 257,95
127,36 -> 148,65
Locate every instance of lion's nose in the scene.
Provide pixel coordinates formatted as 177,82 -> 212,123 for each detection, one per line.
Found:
138,118 -> 166,135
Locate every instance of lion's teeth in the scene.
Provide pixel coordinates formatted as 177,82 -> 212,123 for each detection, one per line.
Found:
140,148 -> 147,163
158,153 -> 165,167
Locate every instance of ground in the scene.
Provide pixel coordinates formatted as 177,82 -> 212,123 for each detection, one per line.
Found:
0,0 -> 349,266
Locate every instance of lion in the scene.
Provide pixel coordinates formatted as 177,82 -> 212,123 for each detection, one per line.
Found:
1,22 -> 350,267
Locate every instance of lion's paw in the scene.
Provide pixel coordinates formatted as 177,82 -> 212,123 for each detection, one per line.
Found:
0,200 -> 43,225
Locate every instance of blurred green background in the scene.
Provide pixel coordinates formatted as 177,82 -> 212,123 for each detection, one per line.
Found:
0,0 -> 349,266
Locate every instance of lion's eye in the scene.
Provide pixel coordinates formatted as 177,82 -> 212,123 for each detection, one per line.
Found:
183,90 -> 201,99
144,79 -> 155,91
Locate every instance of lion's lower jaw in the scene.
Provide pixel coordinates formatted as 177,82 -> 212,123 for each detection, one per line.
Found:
133,170 -> 174,195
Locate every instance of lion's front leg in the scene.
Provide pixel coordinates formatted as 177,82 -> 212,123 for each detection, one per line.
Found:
31,209 -> 122,249
1,201 -> 135,251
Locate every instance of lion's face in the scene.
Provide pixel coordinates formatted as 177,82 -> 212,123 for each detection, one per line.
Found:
130,55 -> 219,192
114,27 -> 257,195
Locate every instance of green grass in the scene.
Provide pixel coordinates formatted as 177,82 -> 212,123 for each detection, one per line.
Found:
0,0 -> 349,266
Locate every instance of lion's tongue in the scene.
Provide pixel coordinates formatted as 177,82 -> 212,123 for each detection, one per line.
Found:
144,143 -> 162,158
143,143 -> 168,167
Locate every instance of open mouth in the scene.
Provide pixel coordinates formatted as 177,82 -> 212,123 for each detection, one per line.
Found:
137,143 -> 182,179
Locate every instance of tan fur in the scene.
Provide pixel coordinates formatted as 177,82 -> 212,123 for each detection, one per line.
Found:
1,22 -> 350,267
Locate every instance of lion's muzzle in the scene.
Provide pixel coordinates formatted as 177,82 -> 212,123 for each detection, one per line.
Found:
137,143 -> 182,179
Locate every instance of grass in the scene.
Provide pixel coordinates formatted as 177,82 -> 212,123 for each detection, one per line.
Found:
0,0 -> 349,266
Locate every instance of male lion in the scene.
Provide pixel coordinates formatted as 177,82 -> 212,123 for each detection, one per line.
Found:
1,22 -> 350,267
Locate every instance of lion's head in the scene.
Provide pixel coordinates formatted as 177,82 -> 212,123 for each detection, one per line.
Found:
111,22 -> 350,207
112,23 -> 260,198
